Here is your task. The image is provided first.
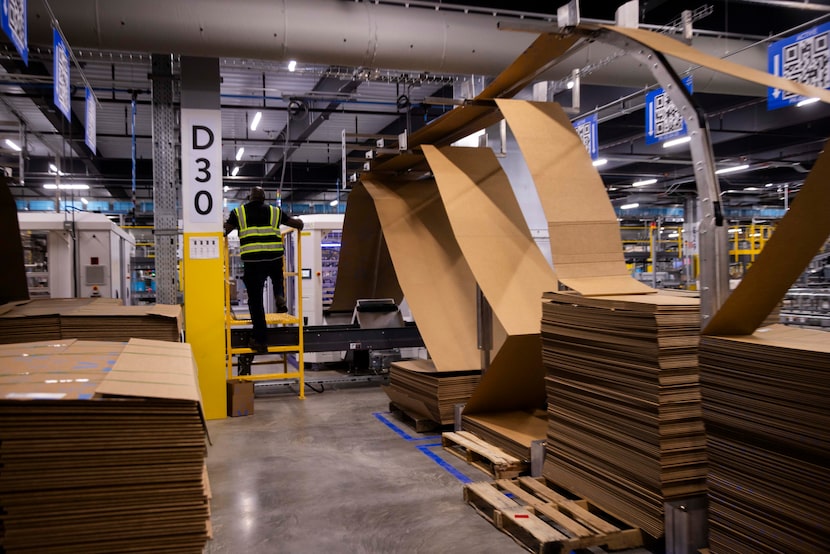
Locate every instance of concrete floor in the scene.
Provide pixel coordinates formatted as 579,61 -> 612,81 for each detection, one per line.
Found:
204,378 -> 657,554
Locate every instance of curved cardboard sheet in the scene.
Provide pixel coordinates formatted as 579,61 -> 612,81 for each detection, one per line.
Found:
424,145 -> 557,336
595,25 -> 830,104
1,177 -> 29,304
704,145 -> 830,335
463,333 -> 547,415
330,183 -> 403,312
362,176 -> 481,372
372,33 -> 580,174
497,99 -> 654,296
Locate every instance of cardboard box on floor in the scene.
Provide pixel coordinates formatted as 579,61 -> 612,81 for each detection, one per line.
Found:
226,379 -> 254,417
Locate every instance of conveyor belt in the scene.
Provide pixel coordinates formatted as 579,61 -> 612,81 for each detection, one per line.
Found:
229,322 -> 424,353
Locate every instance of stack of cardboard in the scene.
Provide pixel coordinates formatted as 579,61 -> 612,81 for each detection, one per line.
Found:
700,326 -> 830,552
385,360 -> 480,425
541,291 -> 705,538
0,299 -> 182,344
0,338 -> 210,553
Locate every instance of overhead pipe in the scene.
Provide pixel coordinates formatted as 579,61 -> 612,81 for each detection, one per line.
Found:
26,0 -> 784,96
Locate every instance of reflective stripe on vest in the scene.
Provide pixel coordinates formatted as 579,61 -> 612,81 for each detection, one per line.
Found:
236,204 -> 283,258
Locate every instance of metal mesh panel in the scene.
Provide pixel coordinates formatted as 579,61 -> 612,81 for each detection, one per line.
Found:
151,54 -> 180,305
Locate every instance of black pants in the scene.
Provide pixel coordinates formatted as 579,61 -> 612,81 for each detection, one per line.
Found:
242,257 -> 285,344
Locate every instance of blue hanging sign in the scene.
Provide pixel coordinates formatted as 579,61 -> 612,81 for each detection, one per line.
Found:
53,28 -> 71,121
645,75 -> 693,145
85,87 -> 96,152
1,0 -> 27,65
572,113 -> 598,160
768,21 -> 830,110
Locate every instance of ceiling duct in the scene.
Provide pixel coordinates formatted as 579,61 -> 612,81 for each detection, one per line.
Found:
26,0 -> 777,96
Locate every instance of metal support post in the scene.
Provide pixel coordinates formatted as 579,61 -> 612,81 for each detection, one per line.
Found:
150,54 -> 180,305
454,403 -> 465,432
530,439 -> 546,478
593,30 -> 730,327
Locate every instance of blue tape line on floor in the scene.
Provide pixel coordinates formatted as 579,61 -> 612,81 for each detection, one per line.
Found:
417,443 -> 472,484
373,412 -> 440,442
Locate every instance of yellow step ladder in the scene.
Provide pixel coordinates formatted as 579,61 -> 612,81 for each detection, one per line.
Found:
224,228 -> 305,398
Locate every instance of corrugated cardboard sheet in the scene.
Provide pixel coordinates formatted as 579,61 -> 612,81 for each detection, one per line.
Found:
424,145 -> 556,336
496,99 -> 655,296
362,176 -> 481,372
0,338 -> 209,552
329,183 -> 402,312
371,32 -> 580,174
596,25 -> 830,104
1,177 -> 29,304
423,144 -> 553,434
704,145 -> 830,335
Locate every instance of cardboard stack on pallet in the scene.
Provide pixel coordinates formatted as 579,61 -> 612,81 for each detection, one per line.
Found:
540,291 -> 706,538
0,298 -> 182,345
385,360 -> 480,426
0,338 -> 210,553
700,327 -> 830,552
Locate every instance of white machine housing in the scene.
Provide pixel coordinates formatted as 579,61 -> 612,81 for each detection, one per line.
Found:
18,212 -> 135,302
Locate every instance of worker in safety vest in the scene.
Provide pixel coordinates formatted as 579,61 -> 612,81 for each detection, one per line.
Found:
224,186 -> 304,353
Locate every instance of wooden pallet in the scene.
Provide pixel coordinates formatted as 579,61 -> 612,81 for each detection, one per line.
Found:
388,402 -> 443,433
442,431 -> 527,479
464,477 -> 644,554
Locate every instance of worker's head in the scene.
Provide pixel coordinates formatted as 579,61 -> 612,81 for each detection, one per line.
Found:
249,186 -> 266,203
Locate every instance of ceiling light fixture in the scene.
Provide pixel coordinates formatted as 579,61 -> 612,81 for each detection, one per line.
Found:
223,185 -> 230,192
329,199 -> 339,207
715,164 -> 750,175
632,178 -> 657,187
4,138 -> 21,152
592,158 -> 608,167
662,136 -> 691,148
620,202 -> 639,210
43,183 -> 89,190
231,166 -> 240,177
667,232 -> 679,238
796,97 -> 820,107
727,228 -> 742,234
80,197 -> 88,205
235,147 -> 245,161
288,60 -> 297,72
250,111 -> 262,131
566,80 -> 575,90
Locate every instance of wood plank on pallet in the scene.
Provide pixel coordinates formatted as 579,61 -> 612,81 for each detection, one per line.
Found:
442,431 -> 527,479
388,402 -> 442,433
463,478 -> 644,554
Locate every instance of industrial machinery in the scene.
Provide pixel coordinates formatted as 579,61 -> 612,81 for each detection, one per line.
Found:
18,212 -> 135,301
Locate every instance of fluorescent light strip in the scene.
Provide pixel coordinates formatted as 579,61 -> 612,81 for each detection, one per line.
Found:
632,178 -> 657,187
235,147 -> 245,161
80,197 -> 88,205
250,111 -> 262,131
592,158 -> 608,167
43,184 -> 89,190
662,136 -> 691,148
4,138 -> 21,152
288,60 -> 297,72
715,164 -> 750,175
329,199 -> 339,207
231,166 -> 240,177
796,97 -> 820,107
620,202 -> 639,210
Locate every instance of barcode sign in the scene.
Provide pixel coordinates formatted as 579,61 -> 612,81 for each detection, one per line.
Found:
768,21 -> 830,109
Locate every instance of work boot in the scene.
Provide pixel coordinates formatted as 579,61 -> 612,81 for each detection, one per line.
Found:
276,296 -> 288,313
247,337 -> 268,354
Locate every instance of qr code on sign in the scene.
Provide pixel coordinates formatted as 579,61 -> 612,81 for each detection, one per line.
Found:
7,0 -> 25,46
782,32 -> 830,100
653,92 -> 684,139
575,121 -> 592,154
